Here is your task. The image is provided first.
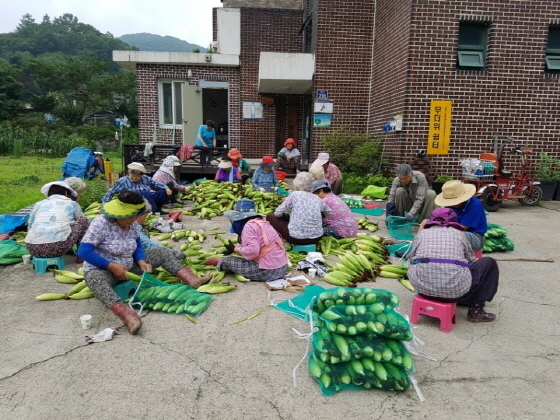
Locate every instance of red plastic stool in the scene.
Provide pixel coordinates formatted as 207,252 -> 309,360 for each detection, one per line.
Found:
410,295 -> 457,333
474,249 -> 483,258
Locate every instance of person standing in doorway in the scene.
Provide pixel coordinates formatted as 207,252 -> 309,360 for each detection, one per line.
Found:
195,120 -> 217,167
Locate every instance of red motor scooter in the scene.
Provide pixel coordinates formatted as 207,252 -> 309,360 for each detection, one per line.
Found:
461,137 -> 543,211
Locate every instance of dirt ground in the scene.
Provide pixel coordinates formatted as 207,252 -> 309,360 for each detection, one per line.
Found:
1,197 -> 559,420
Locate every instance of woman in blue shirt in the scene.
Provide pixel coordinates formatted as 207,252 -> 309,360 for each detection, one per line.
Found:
252,156 -> 278,192
195,120 -> 216,167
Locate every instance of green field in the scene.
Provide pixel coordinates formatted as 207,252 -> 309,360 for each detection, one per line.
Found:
0,153 -> 123,214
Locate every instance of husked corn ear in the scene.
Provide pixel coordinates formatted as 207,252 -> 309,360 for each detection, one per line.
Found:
50,269 -> 84,280
36,293 -> 66,301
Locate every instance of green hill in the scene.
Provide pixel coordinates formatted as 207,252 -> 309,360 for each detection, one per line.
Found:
118,33 -> 206,52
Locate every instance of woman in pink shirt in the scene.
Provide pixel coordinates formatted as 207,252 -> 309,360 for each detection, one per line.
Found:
312,180 -> 358,238
310,152 -> 344,195
206,199 -> 289,282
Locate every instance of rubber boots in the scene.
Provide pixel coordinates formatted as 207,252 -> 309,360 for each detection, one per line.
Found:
467,302 -> 496,323
176,267 -> 212,289
110,301 -> 142,334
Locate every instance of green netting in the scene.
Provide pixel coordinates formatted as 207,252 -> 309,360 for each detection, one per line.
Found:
129,271 -> 213,315
273,285 -> 327,321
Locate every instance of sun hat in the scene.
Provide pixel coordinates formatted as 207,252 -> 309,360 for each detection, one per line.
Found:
40,181 -> 77,199
259,156 -> 277,167
228,148 -> 242,160
312,152 -> 330,166
218,160 -> 232,169
102,197 -> 146,219
434,180 -> 476,206
170,156 -> 182,166
223,199 -> 261,221
284,138 -> 297,147
424,207 -> 463,230
312,180 -> 330,193
127,162 -> 147,173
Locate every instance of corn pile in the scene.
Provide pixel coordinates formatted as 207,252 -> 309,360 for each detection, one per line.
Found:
36,270 -> 94,300
181,181 -> 285,219
357,217 -> 379,232
483,223 -> 514,252
0,239 -> 28,265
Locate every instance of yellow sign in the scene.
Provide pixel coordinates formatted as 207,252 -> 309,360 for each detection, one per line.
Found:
427,100 -> 452,155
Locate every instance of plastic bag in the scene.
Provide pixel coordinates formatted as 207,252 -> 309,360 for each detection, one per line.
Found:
0,239 -> 28,265
483,236 -> 515,253
311,287 -> 400,315
0,214 -> 29,234
129,272 -> 213,315
296,252 -> 329,277
360,185 -> 387,199
308,353 -> 411,396
312,326 -> 413,369
485,223 -> 508,238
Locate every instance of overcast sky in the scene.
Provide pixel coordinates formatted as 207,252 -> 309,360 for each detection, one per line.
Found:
0,0 -> 223,48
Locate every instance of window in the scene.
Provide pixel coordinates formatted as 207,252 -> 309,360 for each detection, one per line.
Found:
457,23 -> 488,70
159,81 -> 183,126
545,26 -> 560,71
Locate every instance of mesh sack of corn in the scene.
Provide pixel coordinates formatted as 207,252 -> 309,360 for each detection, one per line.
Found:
483,236 -> 515,253
308,352 -> 411,396
311,326 -> 413,369
319,304 -> 413,341
129,272 -> 213,315
485,223 -> 508,239
0,239 -> 29,265
311,287 -> 400,315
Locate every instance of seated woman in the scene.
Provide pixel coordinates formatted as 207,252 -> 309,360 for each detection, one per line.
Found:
152,155 -> 186,205
25,181 -> 89,258
266,172 -> 332,245
215,160 -> 241,183
311,180 -> 358,238
101,162 -> 172,215
251,156 -> 278,192
77,191 -> 210,335
64,177 -> 87,199
277,138 -> 301,173
206,199 -> 289,282
407,208 -> 499,323
310,152 -> 343,195
228,148 -> 252,184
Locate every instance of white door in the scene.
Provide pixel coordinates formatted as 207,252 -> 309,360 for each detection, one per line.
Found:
182,84 -> 203,145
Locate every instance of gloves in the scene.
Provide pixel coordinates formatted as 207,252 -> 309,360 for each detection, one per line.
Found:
223,240 -> 236,256
259,187 -> 266,193
404,212 -> 415,222
173,251 -> 186,260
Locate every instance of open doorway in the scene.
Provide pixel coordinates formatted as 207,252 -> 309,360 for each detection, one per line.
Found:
203,88 -> 229,148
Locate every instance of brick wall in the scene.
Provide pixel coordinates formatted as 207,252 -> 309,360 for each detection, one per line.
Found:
136,64 -> 240,146
224,0 -> 302,9
372,0 -> 560,179
238,8 -> 305,158
310,0 -> 376,160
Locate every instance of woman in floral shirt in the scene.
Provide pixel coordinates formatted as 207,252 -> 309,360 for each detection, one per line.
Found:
266,172 -> 331,245
311,180 -> 358,238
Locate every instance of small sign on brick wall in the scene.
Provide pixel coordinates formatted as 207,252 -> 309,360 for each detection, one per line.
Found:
314,114 -> 331,128
427,100 -> 452,155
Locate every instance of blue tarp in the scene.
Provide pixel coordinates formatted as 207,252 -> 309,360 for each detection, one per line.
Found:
61,147 -> 97,179
0,214 -> 29,234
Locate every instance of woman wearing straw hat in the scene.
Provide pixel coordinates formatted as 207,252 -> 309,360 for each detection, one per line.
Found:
408,207 -> 499,323
25,181 -> 89,258
277,138 -> 301,173
102,162 -> 172,215
78,191 -> 211,335
152,155 -> 187,204
433,180 -> 487,251
214,159 -> 241,183
205,199 -> 289,282
252,156 -> 279,192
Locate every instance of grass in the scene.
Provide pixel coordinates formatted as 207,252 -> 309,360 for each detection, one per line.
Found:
0,152 -> 123,214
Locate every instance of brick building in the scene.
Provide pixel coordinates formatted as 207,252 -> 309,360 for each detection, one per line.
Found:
114,0 -> 560,178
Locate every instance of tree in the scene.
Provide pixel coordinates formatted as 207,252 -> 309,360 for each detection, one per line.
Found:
25,53 -> 136,124
0,59 -> 23,120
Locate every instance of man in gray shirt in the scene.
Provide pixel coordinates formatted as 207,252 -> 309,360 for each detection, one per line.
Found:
387,163 -> 436,222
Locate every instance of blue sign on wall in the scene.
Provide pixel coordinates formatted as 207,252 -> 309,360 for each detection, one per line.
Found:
316,89 -> 329,99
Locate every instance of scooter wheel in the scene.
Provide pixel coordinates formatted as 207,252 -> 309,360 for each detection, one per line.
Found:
481,187 -> 502,212
519,185 -> 543,206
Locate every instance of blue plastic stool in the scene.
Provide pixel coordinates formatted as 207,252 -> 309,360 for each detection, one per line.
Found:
292,244 -> 317,254
112,280 -> 137,302
32,256 -> 66,274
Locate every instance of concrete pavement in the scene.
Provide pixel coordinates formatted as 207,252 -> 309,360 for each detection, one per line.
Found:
1,198 -> 559,419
